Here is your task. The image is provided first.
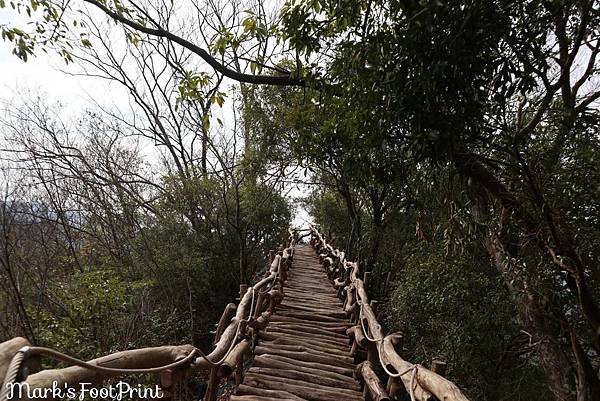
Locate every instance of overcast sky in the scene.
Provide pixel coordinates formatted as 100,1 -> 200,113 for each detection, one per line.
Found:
0,8 -> 313,227
0,9 -> 132,110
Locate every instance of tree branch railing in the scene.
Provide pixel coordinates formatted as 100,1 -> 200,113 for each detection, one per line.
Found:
309,227 -> 470,401
0,231 -> 297,401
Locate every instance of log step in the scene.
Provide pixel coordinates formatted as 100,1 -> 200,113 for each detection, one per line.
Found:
235,244 -> 365,401
230,396 -> 302,401
242,373 -> 364,401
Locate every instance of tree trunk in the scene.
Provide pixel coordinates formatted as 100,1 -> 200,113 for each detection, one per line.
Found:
201,129 -> 208,176
454,153 -> 600,346
484,234 -> 576,401
338,182 -> 361,259
366,190 -> 384,274
239,235 -> 247,285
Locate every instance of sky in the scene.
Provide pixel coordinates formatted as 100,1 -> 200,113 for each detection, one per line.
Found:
0,8 -> 313,227
0,8 -> 133,112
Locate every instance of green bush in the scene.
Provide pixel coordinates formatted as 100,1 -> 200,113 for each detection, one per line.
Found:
384,243 -> 552,401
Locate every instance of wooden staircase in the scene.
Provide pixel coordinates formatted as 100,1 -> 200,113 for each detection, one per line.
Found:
0,231 -> 469,401
230,244 -> 365,401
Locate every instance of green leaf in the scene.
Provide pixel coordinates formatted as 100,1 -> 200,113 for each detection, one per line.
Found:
202,114 -> 210,132
126,32 -> 140,47
242,17 -> 255,33
314,0 -> 321,13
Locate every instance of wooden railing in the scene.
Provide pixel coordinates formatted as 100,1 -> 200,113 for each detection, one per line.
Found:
1,227 -> 472,401
310,227 -> 470,401
0,232 -> 297,401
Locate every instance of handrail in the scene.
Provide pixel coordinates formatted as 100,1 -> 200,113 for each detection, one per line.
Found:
0,230 -> 297,401
309,226 -> 470,401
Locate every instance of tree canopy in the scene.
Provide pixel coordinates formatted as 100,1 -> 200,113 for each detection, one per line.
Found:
1,0 -> 599,400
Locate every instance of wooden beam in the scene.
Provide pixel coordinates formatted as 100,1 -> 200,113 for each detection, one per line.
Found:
24,345 -> 196,389
356,361 -> 390,401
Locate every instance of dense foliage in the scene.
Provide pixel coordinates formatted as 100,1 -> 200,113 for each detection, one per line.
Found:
1,0 -> 599,399
0,95 -> 292,357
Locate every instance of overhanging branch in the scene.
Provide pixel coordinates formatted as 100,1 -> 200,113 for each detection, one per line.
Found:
84,0 -> 305,87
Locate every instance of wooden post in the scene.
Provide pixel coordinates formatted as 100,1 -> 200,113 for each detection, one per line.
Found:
213,303 -> 236,345
239,284 -> 249,299
364,271 -> 371,289
350,302 -> 359,324
386,376 -> 402,401
160,368 -> 186,401
253,292 -> 265,319
350,340 -> 360,359
217,340 -> 251,379
357,361 -> 391,401
364,385 -> 373,401
386,334 -> 404,400
280,259 -> 288,282
431,360 -> 447,377
370,299 -> 382,321
366,341 -> 379,367
1,337 -> 31,380
159,369 -> 173,390
370,300 -> 379,314
204,367 -> 219,401
235,354 -> 244,385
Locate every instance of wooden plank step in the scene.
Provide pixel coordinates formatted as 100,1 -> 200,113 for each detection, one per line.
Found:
263,327 -> 348,344
256,354 -> 354,377
244,372 -> 363,397
275,310 -> 349,323
275,305 -> 347,318
234,244 -> 364,401
230,396 -> 301,401
247,367 -> 361,391
269,315 -> 349,328
256,344 -> 354,364
243,374 -> 363,401
258,332 -> 351,353
252,355 -> 357,385
235,384 -> 307,401
268,321 -> 349,336
254,347 -> 355,369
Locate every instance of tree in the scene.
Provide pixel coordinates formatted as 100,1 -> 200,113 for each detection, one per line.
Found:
2,0 -> 599,398
0,0 -> 303,85
273,1 -> 600,399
